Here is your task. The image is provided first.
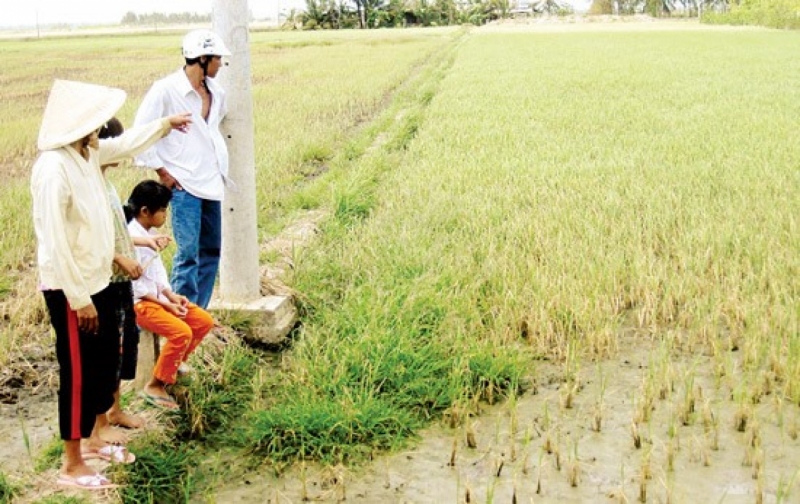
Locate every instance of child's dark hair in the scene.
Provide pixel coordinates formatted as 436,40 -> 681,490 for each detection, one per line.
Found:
124,180 -> 172,223
98,117 -> 124,139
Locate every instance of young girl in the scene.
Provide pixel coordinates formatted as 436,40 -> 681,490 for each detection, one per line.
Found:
97,118 -> 171,438
126,180 -> 214,410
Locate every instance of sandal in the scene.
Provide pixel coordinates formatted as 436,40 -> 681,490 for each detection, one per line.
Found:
56,472 -> 117,490
139,390 -> 180,411
82,444 -> 136,464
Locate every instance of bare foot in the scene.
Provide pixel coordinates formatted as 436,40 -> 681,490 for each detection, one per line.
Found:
61,460 -> 97,479
107,410 -> 144,429
82,437 -> 110,454
90,413 -> 127,445
143,382 -> 171,400
97,422 -> 129,445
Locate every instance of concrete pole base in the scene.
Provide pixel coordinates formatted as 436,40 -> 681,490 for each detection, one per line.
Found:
208,295 -> 298,347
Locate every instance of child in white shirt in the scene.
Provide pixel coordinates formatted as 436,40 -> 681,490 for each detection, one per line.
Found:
126,180 -> 214,410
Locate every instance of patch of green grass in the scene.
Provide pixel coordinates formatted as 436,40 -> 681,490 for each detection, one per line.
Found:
0,277 -> 12,301
247,389 -> 419,465
333,184 -> 375,227
34,436 -> 62,473
113,432 -> 196,504
32,496 -> 90,504
172,342 -> 261,443
0,471 -> 20,504
259,248 -> 283,265
300,143 -> 333,165
213,309 -> 260,335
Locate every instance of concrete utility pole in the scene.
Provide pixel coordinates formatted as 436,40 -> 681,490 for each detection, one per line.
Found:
213,0 -> 260,302
209,0 -> 297,347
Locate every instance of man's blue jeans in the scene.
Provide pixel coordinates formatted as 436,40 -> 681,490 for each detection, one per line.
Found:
169,189 -> 221,309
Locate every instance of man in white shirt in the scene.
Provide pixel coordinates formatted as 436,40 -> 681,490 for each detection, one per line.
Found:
133,29 -> 231,309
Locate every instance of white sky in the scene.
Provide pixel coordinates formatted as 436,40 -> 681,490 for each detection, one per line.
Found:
0,0 -> 308,28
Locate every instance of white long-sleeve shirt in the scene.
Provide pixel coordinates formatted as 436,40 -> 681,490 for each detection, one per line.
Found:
127,218 -> 171,304
31,119 -> 173,310
133,68 -> 230,201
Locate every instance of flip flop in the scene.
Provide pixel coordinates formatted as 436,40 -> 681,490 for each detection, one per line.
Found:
82,444 -> 136,464
139,390 -> 180,411
56,472 -> 117,490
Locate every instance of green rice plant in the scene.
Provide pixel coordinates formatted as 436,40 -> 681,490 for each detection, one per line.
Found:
678,367 -> 697,426
485,472 -> 497,502
567,436 -> 580,487
776,469 -> 799,503
592,363 -> 607,432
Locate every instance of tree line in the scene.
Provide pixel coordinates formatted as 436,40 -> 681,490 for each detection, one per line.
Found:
291,0 -> 573,29
288,0 -> 799,28
116,0 -> 799,32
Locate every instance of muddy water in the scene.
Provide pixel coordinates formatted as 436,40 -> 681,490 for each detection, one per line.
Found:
215,336 -> 800,503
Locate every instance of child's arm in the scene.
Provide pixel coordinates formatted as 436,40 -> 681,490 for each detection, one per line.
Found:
132,234 -> 171,251
113,253 -> 143,280
139,291 -> 188,318
162,289 -> 189,308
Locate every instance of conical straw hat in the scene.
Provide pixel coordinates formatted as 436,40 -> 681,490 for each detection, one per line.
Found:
37,79 -> 127,151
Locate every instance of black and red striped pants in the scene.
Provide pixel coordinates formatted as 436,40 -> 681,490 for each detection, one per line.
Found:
43,285 -> 119,441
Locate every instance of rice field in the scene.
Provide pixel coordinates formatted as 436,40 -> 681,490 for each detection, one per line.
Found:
0,18 -> 798,503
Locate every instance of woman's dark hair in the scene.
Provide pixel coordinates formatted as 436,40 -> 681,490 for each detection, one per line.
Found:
124,180 -> 172,223
98,117 -> 124,139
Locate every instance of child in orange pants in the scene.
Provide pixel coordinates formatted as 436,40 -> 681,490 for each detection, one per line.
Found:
126,180 -> 214,410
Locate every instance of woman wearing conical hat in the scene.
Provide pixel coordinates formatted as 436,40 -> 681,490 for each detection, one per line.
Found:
31,79 -> 191,490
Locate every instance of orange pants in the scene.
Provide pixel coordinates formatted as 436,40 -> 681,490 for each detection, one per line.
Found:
133,300 -> 214,385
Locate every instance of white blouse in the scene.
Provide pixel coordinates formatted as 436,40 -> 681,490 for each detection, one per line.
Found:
31,118 -> 171,309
